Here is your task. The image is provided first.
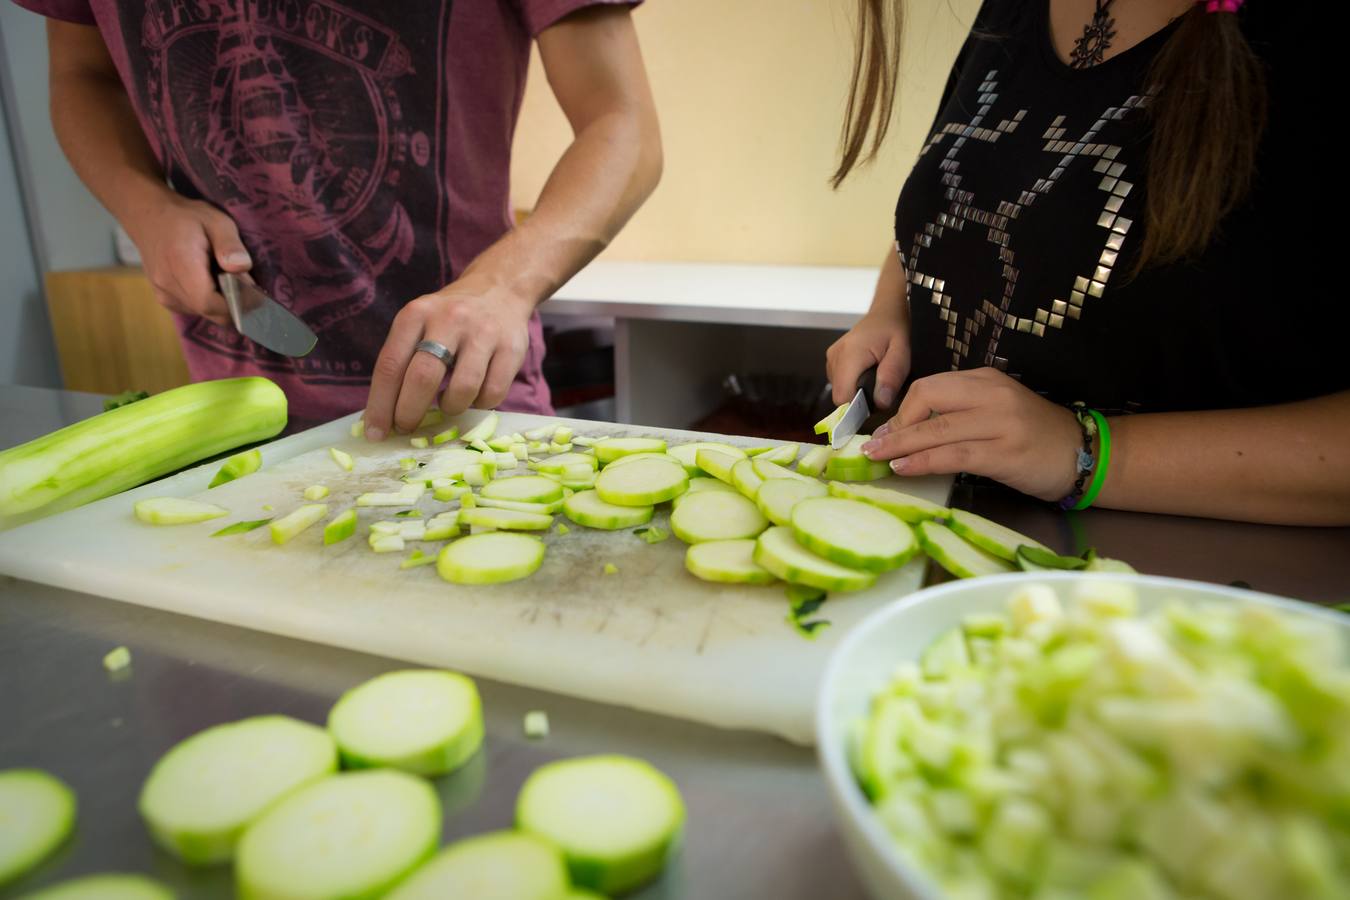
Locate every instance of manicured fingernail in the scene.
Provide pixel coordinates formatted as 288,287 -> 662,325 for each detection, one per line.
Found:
876,387 -> 896,408
224,251 -> 252,268
874,422 -> 892,438
862,441 -> 880,458
365,426 -> 385,442
891,457 -> 909,473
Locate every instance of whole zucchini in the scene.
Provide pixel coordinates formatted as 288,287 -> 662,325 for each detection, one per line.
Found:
0,377 -> 287,531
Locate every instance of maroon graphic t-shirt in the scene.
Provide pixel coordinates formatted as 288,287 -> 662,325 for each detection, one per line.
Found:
19,0 -> 637,423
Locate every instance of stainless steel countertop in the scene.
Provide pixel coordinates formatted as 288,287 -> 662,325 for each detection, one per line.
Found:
3,385 -> 1347,899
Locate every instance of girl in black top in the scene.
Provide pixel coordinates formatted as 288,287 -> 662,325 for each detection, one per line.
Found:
826,0 -> 1350,525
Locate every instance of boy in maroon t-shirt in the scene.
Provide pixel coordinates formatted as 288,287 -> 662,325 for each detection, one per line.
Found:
16,0 -> 660,436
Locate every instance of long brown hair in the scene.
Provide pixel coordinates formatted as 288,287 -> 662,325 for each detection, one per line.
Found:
832,3 -> 1269,271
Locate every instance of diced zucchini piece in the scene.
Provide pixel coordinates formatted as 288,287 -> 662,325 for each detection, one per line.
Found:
103,645 -> 132,672
603,562 -> 619,575
685,539 -> 777,585
790,496 -> 918,572
399,457 -> 417,471
824,435 -> 889,482
797,445 -> 832,477
461,412 -> 499,443
524,425 -> 556,442
494,452 -> 518,469
357,484 -> 424,507
549,441 -> 573,454
400,551 -> 437,570
756,477 -> 828,527
524,711 -> 550,739
563,490 -> 653,530
753,526 -> 876,592
459,507 -> 553,531
134,497 -> 228,526
553,426 -> 574,444
399,521 -> 428,541
481,475 -> 564,505
827,481 -> 950,524
385,831 -> 568,900
555,523 -> 571,535
571,435 -> 594,447
236,771 -> 439,899
209,448 -> 262,488
0,768 -> 76,886
418,410 -> 444,429
948,509 -> 1050,562
516,755 -> 685,894
469,439 -> 492,454
432,427 -> 460,445
438,532 -> 545,584
324,508 -> 357,545
730,458 -> 764,500
595,458 -> 688,507
536,452 -> 597,475
138,716 -> 336,864
350,418 -> 365,438
329,447 -> 354,471
486,436 -> 514,453
423,512 -> 462,541
594,437 -> 668,464
410,436 -> 429,449
369,534 -> 405,554
670,490 -> 768,544
752,458 -> 816,483
270,503 -> 328,545
328,670 -> 482,776
434,482 -> 471,503
303,484 -> 329,501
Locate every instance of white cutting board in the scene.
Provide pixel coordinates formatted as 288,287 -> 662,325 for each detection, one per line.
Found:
0,412 -> 950,744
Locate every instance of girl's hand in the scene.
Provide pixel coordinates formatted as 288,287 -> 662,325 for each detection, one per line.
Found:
862,368 -> 1082,502
825,311 -> 910,409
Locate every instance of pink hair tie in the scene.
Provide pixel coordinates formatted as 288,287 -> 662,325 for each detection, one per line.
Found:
1201,0 -> 1243,11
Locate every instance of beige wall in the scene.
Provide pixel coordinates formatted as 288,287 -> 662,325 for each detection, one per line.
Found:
510,0 -> 980,268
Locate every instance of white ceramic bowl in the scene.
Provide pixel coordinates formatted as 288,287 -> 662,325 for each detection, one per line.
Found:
815,571 -> 1346,900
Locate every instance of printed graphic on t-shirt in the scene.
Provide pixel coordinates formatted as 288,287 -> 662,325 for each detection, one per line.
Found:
117,0 -> 454,385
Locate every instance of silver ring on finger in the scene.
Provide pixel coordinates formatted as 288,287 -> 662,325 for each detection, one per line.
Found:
414,339 -> 455,369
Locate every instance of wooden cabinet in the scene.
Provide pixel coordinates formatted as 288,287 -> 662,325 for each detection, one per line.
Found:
44,267 -> 190,395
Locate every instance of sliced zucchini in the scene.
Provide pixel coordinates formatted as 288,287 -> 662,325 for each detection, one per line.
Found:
753,526 -> 877,592
827,481 -> 950,524
731,458 -> 764,500
602,451 -> 682,470
685,539 -> 777,585
423,512 -> 462,541
917,520 -> 1016,578
814,402 -> 850,436
594,437 -> 667,464
211,518 -> 273,537
236,770 -> 440,900
410,436 -> 429,449
668,442 -> 746,474
385,831 -> 568,900
563,490 -> 653,530
757,443 -> 799,465
669,490 -> 768,544
350,419 -> 365,439
209,448 -> 262,488
323,508 -> 357,545
357,484 -> 425,507
0,768 -> 75,887
694,448 -> 739,484
460,413 -> 499,443
1018,544 -> 1089,571
672,477 -> 738,510
797,445 -> 832,478
524,424 -> 556,442
417,410 -> 444,430
438,533 -> 545,584
369,534 -> 405,553
134,497 -> 228,526
400,551 -> 437,570
328,670 -> 482,776
433,482 -> 470,503
459,507 -> 553,532
476,497 -> 562,515
138,716 -> 336,865
20,874 -> 173,900
948,509 -> 1050,561
270,503 -> 328,545
824,435 -> 890,482
756,477 -> 828,527
595,458 -> 688,507
303,484 -> 330,501
535,452 -> 598,475
791,497 -> 916,572
481,475 -> 564,505
751,458 -> 815,483
432,427 -> 460,445
516,755 -> 684,894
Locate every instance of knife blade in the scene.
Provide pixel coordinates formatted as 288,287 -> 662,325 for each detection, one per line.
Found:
830,365 -> 879,449
215,268 -> 318,358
